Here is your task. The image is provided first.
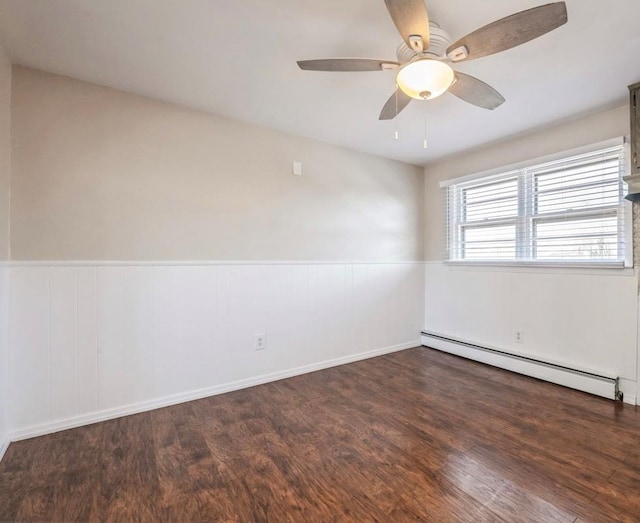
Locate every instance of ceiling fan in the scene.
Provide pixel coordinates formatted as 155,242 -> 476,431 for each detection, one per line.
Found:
297,1 -> 568,120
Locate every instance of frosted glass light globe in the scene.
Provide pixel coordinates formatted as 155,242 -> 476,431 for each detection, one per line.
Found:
396,59 -> 455,100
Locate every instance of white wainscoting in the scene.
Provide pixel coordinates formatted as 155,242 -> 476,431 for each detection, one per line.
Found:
0,265 -> 9,460
7,262 -> 424,440
423,262 -> 639,404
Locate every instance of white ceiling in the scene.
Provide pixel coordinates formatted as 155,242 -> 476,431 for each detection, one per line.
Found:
1,0 -> 639,166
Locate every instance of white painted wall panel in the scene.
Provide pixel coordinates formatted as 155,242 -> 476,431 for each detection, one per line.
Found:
49,267 -> 78,420
377,264 -> 401,350
268,265 -> 308,370
151,266 -> 176,398
96,267 -> 125,410
9,268 -> 50,428
0,267 -> 9,452
424,263 -> 638,382
316,264 -> 353,362
123,267 -> 154,404
7,262 -> 424,436
171,266 -> 219,391
227,265 -> 272,380
76,267 -> 98,415
351,264 -> 372,356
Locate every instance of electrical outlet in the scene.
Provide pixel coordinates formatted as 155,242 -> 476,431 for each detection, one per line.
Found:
515,330 -> 524,344
255,333 -> 267,351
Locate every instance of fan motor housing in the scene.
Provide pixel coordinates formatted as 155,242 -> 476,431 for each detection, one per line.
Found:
396,22 -> 452,63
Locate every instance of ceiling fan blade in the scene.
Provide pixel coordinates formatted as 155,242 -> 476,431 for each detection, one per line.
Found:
297,59 -> 399,72
384,0 -> 430,52
379,88 -> 413,120
446,2 -> 567,62
448,72 -> 505,110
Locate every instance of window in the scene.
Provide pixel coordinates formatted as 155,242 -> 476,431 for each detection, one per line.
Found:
444,142 -> 630,266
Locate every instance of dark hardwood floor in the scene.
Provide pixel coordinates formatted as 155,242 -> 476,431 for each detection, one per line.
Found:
1,347 -> 640,522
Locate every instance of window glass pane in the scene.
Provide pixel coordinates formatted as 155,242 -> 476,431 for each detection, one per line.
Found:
462,224 -> 516,260
536,182 -> 620,214
535,158 -> 619,191
464,178 -> 518,222
534,216 -> 619,260
530,157 -> 620,191
535,157 -> 621,214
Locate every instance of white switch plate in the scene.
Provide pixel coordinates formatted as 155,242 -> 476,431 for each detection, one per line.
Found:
292,161 -> 302,176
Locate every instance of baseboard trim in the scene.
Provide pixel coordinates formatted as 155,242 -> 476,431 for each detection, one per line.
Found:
0,435 -> 9,463
9,340 -> 420,443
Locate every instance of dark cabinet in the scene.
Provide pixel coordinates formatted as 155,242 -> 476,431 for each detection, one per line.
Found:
630,82 -> 640,174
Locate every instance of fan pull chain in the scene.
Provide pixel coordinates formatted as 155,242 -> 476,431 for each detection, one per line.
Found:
423,100 -> 428,149
394,84 -> 399,140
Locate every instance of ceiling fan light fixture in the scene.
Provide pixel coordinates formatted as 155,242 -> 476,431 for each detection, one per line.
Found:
396,59 -> 454,100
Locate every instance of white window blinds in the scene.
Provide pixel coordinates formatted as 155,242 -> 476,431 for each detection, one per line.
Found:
445,143 -> 630,266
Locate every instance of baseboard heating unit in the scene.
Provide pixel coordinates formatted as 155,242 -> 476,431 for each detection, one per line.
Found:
421,331 -> 622,401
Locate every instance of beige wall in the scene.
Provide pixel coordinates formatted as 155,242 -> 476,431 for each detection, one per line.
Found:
0,47 -> 9,260
423,105 -> 630,260
10,66 -> 424,261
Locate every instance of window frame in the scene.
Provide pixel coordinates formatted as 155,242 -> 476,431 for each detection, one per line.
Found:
442,138 -> 632,268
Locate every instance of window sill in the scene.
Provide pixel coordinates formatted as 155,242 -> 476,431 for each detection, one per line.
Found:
445,260 -> 627,269
442,260 -> 633,275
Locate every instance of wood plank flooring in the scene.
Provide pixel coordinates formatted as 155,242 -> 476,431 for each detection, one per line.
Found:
1,347 -> 640,522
